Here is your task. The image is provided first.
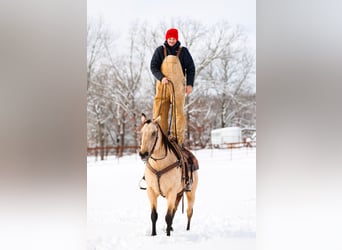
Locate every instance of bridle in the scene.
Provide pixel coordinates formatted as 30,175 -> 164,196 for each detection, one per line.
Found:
142,122 -> 168,162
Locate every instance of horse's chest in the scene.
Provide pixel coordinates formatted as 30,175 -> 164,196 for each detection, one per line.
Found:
145,165 -> 182,193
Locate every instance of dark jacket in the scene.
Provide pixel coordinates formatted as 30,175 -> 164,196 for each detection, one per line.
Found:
150,41 -> 195,86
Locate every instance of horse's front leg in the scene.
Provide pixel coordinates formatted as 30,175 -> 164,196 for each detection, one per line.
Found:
165,193 -> 177,236
147,188 -> 158,236
151,207 -> 158,236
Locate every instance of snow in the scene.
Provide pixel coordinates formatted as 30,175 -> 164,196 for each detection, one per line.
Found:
87,148 -> 256,250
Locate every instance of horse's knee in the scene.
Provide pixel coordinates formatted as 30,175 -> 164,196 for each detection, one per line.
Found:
165,211 -> 172,226
151,209 -> 158,222
187,207 -> 193,217
186,196 -> 195,212
187,207 -> 193,222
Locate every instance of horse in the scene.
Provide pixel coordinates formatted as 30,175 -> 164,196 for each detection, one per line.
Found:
139,113 -> 199,236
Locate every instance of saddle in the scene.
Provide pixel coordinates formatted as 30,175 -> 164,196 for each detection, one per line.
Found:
181,147 -> 199,172
168,136 -> 199,187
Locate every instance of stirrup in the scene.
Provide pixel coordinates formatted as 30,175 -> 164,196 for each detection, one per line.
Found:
139,177 -> 147,190
184,180 -> 192,192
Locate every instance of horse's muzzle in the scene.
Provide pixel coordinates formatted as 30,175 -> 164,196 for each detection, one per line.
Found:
139,151 -> 149,160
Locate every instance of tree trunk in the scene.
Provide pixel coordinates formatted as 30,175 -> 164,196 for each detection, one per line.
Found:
98,122 -> 105,160
119,122 -> 125,157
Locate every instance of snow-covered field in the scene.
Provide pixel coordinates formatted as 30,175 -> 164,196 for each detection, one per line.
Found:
87,148 -> 256,250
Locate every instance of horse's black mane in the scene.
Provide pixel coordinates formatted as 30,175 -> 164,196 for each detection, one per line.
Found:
157,124 -> 179,157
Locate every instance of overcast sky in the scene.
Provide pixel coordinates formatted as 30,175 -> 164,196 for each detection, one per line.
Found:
87,0 -> 255,46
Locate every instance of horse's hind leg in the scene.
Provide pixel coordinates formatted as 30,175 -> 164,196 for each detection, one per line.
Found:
186,172 -> 198,231
169,192 -> 183,231
186,205 -> 193,230
186,194 -> 194,230
174,192 -> 183,213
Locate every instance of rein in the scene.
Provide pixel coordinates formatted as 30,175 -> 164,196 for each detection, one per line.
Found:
150,128 -> 168,161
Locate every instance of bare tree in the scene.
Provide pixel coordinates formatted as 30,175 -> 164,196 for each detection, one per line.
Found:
183,21 -> 255,144
87,18 -> 256,154
104,24 -> 149,156
87,18 -> 116,159
87,18 -> 115,90
209,44 -> 255,128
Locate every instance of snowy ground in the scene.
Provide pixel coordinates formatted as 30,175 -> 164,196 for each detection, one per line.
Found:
87,148 -> 256,250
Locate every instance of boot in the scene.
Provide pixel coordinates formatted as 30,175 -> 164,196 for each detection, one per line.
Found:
139,175 -> 147,190
184,179 -> 192,192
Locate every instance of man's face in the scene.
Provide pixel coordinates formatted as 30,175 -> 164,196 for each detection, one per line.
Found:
167,37 -> 177,47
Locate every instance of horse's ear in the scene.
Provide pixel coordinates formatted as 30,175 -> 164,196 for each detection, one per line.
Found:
153,116 -> 161,124
141,113 -> 147,124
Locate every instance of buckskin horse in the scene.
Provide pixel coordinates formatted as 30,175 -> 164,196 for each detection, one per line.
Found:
139,113 -> 199,236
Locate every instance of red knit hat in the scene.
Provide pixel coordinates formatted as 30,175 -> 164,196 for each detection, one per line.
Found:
165,28 -> 178,40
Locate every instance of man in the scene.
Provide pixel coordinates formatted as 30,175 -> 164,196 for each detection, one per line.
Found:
139,28 -> 195,191
150,28 -> 195,146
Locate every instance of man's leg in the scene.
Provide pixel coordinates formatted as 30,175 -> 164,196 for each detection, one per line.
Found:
153,81 -> 170,135
172,84 -> 186,145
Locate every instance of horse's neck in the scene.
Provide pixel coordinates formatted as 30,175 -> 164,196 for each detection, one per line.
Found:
150,132 -> 177,167
151,145 -> 165,158
151,135 -> 167,158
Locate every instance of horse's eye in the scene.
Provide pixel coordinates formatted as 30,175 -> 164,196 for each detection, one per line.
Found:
152,131 -> 156,137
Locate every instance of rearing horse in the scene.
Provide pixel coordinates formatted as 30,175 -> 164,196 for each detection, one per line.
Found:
139,113 -> 198,236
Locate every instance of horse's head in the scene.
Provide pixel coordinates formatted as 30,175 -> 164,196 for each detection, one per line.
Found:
139,113 -> 161,161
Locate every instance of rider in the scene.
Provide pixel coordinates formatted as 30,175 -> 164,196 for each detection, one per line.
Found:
139,28 -> 195,191
150,27 -> 195,145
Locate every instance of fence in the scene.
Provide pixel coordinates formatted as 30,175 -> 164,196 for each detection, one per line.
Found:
87,146 -> 139,158
87,140 -> 256,159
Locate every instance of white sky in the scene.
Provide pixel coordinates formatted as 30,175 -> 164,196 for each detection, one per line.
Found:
87,0 -> 255,46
